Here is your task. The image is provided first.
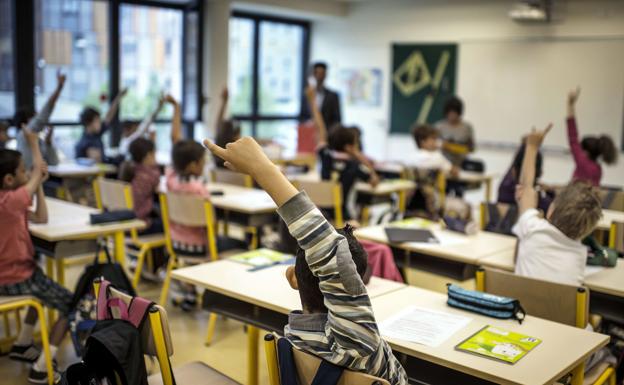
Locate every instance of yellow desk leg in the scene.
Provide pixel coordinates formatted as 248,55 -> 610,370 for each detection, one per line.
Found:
570,362 -> 585,385
55,258 -> 65,288
398,190 -> 407,216
609,223 -> 616,249
361,206 -> 370,226
45,258 -> 56,325
247,325 -> 259,385
113,231 -> 126,268
485,179 -> 492,202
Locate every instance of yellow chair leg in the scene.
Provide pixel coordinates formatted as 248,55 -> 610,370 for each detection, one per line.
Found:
3,313 -> 10,338
249,227 -> 258,250
570,362 -> 585,385
56,258 -> 65,288
45,258 -> 56,326
33,302 -> 54,385
204,313 -> 218,346
113,231 -> 126,268
361,206 -> 370,226
159,253 -> 177,305
132,246 -> 149,288
149,309 -> 174,385
263,334 -> 280,385
247,325 -> 259,385
14,309 -> 21,334
146,249 -> 154,274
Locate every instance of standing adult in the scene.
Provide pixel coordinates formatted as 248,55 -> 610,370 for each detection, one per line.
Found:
435,96 -> 475,167
300,62 -> 341,130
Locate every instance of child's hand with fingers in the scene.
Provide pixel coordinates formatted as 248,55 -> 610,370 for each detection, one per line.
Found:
164,94 -> 178,105
525,123 -> 553,147
567,87 -> 580,106
56,70 -> 67,88
204,137 -> 274,177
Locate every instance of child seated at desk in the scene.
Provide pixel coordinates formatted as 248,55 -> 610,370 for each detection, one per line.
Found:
119,95 -> 182,235
566,88 -> 617,186
0,129 -> 72,384
75,88 -> 127,163
305,86 -> 379,221
204,136 -> 408,385
407,123 -> 457,174
514,123 -> 602,286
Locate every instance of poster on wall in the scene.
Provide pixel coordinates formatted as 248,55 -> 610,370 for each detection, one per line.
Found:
390,43 -> 457,134
339,68 -> 383,107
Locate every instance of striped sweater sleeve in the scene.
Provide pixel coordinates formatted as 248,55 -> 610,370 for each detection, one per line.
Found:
277,192 -> 381,361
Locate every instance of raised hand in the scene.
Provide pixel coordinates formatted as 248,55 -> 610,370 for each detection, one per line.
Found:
525,123 -> 553,147
203,137 -> 273,177
220,87 -> 229,101
305,85 -> 316,103
567,87 -> 580,106
44,125 -> 54,144
164,94 -> 178,105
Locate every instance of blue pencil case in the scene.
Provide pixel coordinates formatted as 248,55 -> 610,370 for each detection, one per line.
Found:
447,284 -> 526,324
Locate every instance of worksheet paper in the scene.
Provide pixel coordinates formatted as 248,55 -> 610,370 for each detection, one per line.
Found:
379,306 -> 472,347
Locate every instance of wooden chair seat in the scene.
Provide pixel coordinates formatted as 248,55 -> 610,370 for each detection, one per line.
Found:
148,361 -> 239,385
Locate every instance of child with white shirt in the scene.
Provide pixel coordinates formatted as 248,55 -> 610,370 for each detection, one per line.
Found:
513,124 -> 602,286
408,124 -> 458,175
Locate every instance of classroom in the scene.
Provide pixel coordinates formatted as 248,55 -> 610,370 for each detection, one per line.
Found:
0,0 -> 623,384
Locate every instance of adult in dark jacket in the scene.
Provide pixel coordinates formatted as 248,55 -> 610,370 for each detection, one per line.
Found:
300,62 -> 341,130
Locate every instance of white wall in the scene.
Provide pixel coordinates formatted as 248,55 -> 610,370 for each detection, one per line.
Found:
310,0 -> 624,187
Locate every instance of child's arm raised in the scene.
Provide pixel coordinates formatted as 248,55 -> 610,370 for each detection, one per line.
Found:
205,137 -> 382,359
166,94 -> 183,144
103,88 -> 128,126
27,71 -> 66,133
565,87 -> 587,166
305,86 -> 327,146
517,123 -> 552,214
215,87 -> 228,133
130,95 -> 165,143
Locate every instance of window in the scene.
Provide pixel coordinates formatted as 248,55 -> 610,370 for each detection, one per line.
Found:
0,0 -> 14,117
229,14 -> 309,155
120,4 -> 183,121
34,0 -> 109,122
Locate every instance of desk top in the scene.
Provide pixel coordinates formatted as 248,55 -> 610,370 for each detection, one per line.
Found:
289,171 -> 416,196
478,249 -> 516,272
450,171 -> 495,183
371,286 -> 609,385
158,178 -> 277,215
583,262 -> 624,298
48,163 -> 116,177
597,209 -> 624,230
171,259 -> 406,315
355,224 -> 517,265
29,198 -> 145,241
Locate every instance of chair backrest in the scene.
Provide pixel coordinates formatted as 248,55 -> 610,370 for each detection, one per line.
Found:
599,188 -> 624,211
94,280 -> 175,385
296,180 -> 343,227
159,192 -> 218,260
479,202 -> 518,234
212,168 -> 253,187
263,334 -> 390,385
94,178 -> 132,211
476,267 -> 588,327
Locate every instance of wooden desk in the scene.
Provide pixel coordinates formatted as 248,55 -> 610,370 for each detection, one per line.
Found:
478,249 -> 516,272
30,198 -> 145,284
48,163 -> 116,178
355,223 -> 517,279
449,171 -> 496,202
597,209 -> 624,231
172,258 -> 406,385
207,183 -> 277,215
372,286 -> 609,385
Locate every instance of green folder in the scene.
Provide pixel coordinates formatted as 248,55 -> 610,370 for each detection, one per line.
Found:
455,325 -> 541,364
229,248 -> 293,268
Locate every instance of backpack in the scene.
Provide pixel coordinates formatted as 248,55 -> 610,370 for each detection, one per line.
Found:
69,243 -> 136,356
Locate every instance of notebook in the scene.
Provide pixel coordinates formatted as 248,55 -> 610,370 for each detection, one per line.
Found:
384,228 -> 439,243
455,325 -> 541,364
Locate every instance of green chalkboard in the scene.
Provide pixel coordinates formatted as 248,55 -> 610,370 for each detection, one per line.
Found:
390,43 -> 457,134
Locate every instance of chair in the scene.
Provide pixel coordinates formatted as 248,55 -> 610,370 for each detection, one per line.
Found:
475,268 -> 616,385
599,188 -> 624,212
212,168 -> 253,188
609,221 -> 623,252
295,180 -> 344,228
93,178 -> 167,288
0,297 -> 54,385
159,192 -> 221,345
92,280 -> 238,385
264,334 -> 390,385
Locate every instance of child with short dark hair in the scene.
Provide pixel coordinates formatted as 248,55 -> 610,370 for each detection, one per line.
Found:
514,123 -> 603,285
408,123 -> 455,173
566,88 -> 617,186
204,136 -> 408,385
214,87 -> 241,169
119,95 -> 181,235
75,88 -> 127,163
435,96 -> 475,167
0,129 -> 71,383
306,86 -> 379,221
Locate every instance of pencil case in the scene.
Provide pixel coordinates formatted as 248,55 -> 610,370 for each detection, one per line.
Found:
90,210 -> 136,225
446,284 -> 526,324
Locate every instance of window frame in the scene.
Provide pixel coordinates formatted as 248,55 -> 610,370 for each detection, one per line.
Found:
10,0 -> 203,144
230,11 -> 310,137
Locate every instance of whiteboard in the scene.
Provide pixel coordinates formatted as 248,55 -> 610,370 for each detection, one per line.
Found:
457,38 -> 624,149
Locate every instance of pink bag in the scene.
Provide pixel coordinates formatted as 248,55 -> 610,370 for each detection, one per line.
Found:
96,280 -> 153,328
360,240 -> 404,283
